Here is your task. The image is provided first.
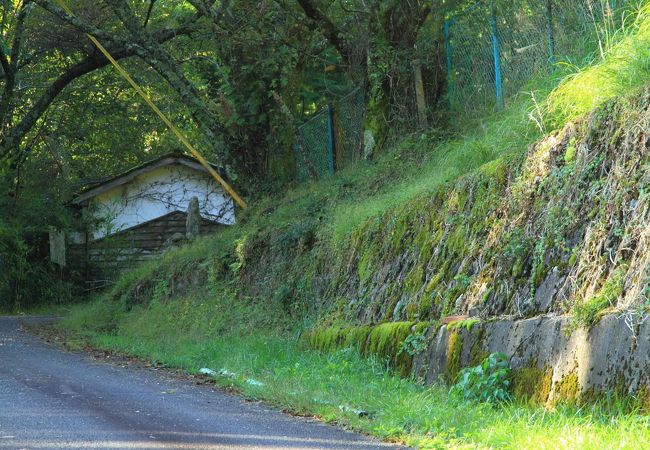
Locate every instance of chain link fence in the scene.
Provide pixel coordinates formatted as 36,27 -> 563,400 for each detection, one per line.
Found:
294,89 -> 365,183
294,0 -> 639,182
446,0 -> 637,115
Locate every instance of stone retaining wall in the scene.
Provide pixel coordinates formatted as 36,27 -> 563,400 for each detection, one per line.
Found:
414,313 -> 650,403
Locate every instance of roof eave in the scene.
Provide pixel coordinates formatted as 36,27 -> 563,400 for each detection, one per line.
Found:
72,154 -> 222,205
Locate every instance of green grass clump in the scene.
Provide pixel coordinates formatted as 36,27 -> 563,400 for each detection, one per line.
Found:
547,3 -> 650,128
305,322 -> 426,376
572,264 -> 628,328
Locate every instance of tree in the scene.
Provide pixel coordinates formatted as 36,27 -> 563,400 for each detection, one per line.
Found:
294,0 -> 463,142
0,0 -> 472,308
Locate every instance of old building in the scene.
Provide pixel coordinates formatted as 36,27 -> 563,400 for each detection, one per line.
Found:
51,153 -> 236,284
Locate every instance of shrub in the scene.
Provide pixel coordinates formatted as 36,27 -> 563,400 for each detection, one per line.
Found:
451,352 -> 511,404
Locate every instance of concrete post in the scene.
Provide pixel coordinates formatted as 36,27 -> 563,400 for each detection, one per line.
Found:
186,196 -> 201,240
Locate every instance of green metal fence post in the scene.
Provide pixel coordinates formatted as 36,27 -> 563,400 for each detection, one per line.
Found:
547,0 -> 556,65
327,103 -> 335,175
444,19 -> 453,107
490,0 -> 504,109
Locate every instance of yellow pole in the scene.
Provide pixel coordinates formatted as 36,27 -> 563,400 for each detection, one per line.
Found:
52,0 -> 247,209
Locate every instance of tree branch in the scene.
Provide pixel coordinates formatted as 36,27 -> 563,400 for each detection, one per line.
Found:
143,0 -> 156,28
0,21 -> 198,159
107,1 -> 228,159
295,0 -> 352,64
32,0 -> 126,48
0,1 -> 32,131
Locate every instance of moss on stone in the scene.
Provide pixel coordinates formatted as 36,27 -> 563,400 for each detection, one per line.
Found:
554,371 -> 581,404
305,325 -> 347,351
425,272 -> 443,294
343,325 -> 373,352
365,322 -> 415,376
564,141 -> 577,165
445,330 -> 463,383
468,325 -> 488,366
414,321 -> 433,335
404,266 -> 425,296
512,366 -> 553,404
416,294 -> 435,319
304,321 -> 428,377
481,286 -> 494,304
572,263 -> 628,329
357,251 -> 373,284
479,158 -> 508,183
447,225 -> 469,255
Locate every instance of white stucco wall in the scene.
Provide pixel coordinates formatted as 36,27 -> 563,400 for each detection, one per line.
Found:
89,164 -> 235,240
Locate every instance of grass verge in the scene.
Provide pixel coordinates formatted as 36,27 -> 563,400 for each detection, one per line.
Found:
51,293 -> 650,450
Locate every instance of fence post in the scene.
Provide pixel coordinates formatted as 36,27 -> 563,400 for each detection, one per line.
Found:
412,59 -> 428,129
327,103 -> 335,175
489,0 -> 504,109
444,19 -> 453,107
546,0 -> 556,65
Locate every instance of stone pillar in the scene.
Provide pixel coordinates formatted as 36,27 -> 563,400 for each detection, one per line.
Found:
49,228 -> 66,267
186,196 -> 201,240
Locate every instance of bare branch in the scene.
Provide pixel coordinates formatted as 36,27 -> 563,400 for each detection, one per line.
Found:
143,0 -> 156,28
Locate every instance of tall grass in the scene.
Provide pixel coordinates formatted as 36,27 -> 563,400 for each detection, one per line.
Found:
548,3 -> 650,126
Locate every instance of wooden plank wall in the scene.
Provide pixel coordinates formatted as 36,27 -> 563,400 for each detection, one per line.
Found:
68,211 -> 223,284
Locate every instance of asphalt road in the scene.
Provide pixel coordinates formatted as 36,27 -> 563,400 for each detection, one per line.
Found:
0,316 -> 398,450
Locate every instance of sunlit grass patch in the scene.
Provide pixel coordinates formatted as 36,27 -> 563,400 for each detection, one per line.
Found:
547,4 -> 650,126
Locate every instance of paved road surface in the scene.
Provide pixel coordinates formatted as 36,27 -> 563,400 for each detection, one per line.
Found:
0,316 -> 398,450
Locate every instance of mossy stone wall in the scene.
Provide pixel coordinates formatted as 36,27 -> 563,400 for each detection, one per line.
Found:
415,314 -> 650,404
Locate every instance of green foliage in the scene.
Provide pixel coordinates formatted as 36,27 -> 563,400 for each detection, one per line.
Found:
398,330 -> 428,357
0,178 -> 75,311
451,352 -> 512,404
572,264 -> 629,329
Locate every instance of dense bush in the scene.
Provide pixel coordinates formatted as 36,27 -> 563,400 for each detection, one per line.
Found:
451,352 -> 512,404
0,221 -> 73,311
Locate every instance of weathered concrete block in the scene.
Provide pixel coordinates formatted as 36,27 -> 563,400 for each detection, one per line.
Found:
49,228 -> 66,267
415,313 -> 650,403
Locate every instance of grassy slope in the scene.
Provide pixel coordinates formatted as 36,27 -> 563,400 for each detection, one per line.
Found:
54,5 -> 650,449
